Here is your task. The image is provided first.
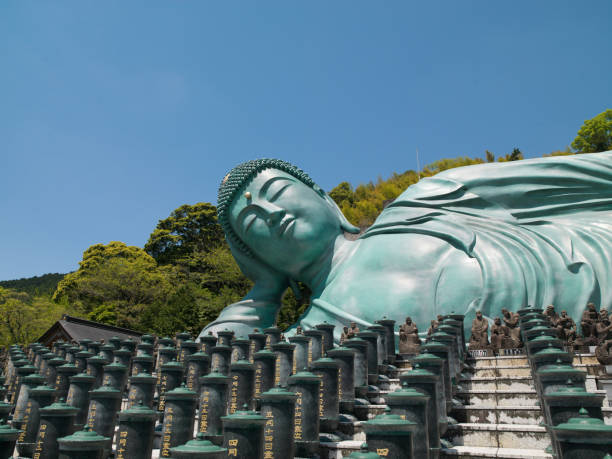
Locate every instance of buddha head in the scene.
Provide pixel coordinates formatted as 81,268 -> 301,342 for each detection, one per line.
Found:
217,159 -> 359,288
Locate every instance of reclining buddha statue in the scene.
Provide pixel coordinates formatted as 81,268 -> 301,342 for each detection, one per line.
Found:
198,152 -> 612,342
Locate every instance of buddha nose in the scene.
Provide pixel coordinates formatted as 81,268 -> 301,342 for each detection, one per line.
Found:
264,206 -> 286,227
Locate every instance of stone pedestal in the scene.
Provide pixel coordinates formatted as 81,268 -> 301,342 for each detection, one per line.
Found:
160,384 -> 198,458
363,409 -> 417,459
102,358 -> 129,391
344,337 -> 369,393
231,338 -> 251,363
221,406 -> 266,459
248,331 -> 267,361
304,329 -> 325,364
316,322 -> 336,354
289,334 -> 311,373
116,402 -> 157,459
66,372 -> 95,429
271,341 -> 295,387
210,345 -> 232,376
198,372 -> 230,446
199,333 -> 218,357
16,384 -> 56,458
376,317 -> 397,364
229,360 -> 255,413
263,327 -> 281,347
327,346 -> 356,413
311,357 -> 340,432
288,370 -> 321,457
86,383 -> 122,441
385,382 -> 431,459
260,386 -> 297,459
186,351 -> 211,395
158,360 -> 185,414
85,354 -> 110,388
253,349 -> 276,406
128,372 -> 157,408
34,399 -> 78,459
57,426 -> 109,459
0,421 -> 21,459
217,329 -> 235,348
356,330 -> 379,385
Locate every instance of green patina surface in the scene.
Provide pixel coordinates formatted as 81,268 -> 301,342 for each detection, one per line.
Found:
199,152 -> 612,341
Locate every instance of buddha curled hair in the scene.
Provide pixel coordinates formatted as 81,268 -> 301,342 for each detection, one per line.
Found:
217,159 -> 318,258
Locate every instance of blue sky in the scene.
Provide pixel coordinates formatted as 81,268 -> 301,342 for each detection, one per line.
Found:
1,1 -> 611,280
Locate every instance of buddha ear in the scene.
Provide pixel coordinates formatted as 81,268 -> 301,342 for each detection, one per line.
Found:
314,185 -> 360,234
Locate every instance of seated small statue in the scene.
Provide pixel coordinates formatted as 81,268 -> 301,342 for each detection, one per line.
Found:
557,310 -> 577,345
544,304 -> 560,327
501,308 -> 522,347
596,309 -> 612,342
580,302 -> 600,346
296,326 -> 303,335
469,311 -> 489,349
347,322 -> 360,339
427,319 -> 439,337
595,339 -> 612,365
340,326 -> 350,344
399,316 -> 421,354
490,317 -> 506,352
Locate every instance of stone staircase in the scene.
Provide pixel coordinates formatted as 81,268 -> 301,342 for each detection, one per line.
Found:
444,354 -> 551,458
318,352 -> 612,458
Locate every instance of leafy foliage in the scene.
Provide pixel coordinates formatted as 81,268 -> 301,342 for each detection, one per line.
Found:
0,273 -> 65,297
53,242 -> 175,329
572,109 -> 612,153
0,287 -> 71,345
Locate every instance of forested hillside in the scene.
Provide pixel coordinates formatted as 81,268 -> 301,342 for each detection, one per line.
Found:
1,110 -> 609,345
0,273 -> 65,296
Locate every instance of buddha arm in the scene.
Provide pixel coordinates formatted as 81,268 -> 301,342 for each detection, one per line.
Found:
198,279 -> 286,339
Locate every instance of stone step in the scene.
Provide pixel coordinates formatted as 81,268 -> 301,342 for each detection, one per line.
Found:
456,390 -> 538,407
452,405 -> 543,425
471,366 -> 532,378
469,356 -> 528,368
445,423 -> 550,450
441,446 -> 552,458
459,376 -> 533,391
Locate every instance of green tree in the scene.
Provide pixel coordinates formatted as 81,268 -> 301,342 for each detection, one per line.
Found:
54,241 -> 174,329
145,203 -> 224,267
572,109 -> 612,153
485,150 -> 495,163
498,148 -> 524,162
329,182 -> 354,207
0,287 -> 69,345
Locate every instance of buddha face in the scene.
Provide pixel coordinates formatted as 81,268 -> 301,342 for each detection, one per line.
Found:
229,168 -> 342,272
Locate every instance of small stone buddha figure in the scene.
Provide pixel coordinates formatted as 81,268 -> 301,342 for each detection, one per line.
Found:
490,317 -> 506,352
501,308 -> 521,346
596,309 -> 612,342
296,326 -> 303,335
427,319 -> 439,337
544,304 -> 560,327
469,310 -> 489,349
340,326 -> 350,344
558,310 -> 577,345
399,316 -> 421,354
347,322 -> 360,339
580,302 -> 599,345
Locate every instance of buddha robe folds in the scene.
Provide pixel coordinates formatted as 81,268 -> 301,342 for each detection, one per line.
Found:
304,152 -> 612,336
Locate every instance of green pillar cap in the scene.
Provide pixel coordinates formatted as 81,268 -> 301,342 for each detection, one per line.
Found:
187,351 -> 210,359
252,349 -> 276,358
166,383 -> 197,398
363,407 -> 417,428
348,442 -> 382,458
30,384 -> 57,392
104,359 -> 128,369
386,382 -> 429,400
161,360 -> 185,371
430,331 -> 453,339
554,408 -> 612,432
546,380 -> 600,398
119,400 -> 158,420
0,419 -> 22,437
221,404 -> 267,424
412,353 -> 443,364
287,369 -> 321,384
40,398 -> 79,414
327,346 -> 355,354
171,432 -> 228,453
90,382 -> 122,397
260,386 -> 298,400
311,357 -> 339,367
58,362 -> 79,370
58,425 -> 109,444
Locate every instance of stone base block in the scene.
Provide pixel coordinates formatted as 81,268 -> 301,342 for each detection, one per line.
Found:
445,423 -> 550,450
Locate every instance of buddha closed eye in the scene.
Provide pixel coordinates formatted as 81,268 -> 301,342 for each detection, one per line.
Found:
228,168 -> 344,273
